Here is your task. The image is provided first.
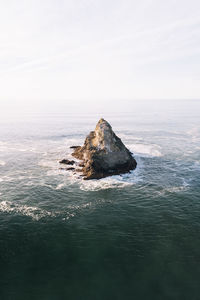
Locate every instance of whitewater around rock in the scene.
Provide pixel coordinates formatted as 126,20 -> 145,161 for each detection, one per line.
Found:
60,118 -> 137,180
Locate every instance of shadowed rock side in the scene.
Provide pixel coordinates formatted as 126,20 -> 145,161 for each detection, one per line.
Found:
70,118 -> 137,180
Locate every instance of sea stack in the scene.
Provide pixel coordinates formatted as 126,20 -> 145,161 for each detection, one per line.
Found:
69,118 -> 137,180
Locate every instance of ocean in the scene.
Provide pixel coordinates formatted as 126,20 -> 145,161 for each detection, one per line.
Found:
0,99 -> 200,299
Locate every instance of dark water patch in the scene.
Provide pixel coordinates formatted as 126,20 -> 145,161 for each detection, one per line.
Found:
1,200 -> 200,299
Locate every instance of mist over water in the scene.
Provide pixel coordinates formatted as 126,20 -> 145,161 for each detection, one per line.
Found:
0,99 -> 200,299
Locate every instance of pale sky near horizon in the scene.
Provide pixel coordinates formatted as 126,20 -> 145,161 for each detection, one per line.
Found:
0,0 -> 200,110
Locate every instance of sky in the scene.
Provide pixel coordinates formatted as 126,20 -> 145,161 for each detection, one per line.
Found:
0,0 -> 200,111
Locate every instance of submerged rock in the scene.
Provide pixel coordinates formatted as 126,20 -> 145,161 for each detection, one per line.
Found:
71,118 -> 137,180
70,146 -> 80,149
59,159 -> 75,165
59,167 -> 75,171
66,167 -> 75,171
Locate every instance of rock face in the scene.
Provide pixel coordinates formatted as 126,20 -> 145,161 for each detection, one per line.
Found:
71,118 -> 137,180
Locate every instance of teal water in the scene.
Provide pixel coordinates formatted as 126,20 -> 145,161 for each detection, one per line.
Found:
0,100 -> 200,299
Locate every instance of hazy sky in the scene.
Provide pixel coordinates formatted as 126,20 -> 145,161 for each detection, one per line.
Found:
1,0 -> 200,109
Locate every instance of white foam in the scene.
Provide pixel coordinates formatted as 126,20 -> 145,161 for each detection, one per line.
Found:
0,200 -> 56,221
0,176 -> 14,182
80,177 -> 133,191
128,143 -> 162,157
68,202 -> 92,210
38,159 -> 59,169
62,212 -> 75,221
0,200 -> 78,221
117,133 -> 144,142
43,154 -> 143,191
44,165 -> 142,192
0,174 -> 37,183
156,179 -> 190,196
61,202 -> 93,220
164,185 -> 188,193
37,137 -> 144,191
55,183 -> 66,190
80,165 -> 142,191
0,140 -> 50,155
0,160 -> 6,166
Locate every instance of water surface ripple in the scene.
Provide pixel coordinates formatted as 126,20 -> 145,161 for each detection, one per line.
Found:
0,104 -> 200,299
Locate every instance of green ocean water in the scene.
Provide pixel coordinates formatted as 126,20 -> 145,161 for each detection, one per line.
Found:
0,100 -> 200,299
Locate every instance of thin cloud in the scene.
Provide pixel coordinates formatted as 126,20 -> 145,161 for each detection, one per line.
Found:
0,0 -> 200,101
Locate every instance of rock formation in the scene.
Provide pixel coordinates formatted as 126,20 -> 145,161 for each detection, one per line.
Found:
63,118 -> 137,180
59,159 -> 75,165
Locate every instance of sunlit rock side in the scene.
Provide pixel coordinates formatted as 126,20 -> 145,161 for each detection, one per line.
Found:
70,118 -> 137,180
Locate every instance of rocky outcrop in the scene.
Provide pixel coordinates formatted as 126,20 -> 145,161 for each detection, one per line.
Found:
59,159 -> 75,165
70,146 -> 80,149
59,167 -> 75,171
70,118 -> 137,180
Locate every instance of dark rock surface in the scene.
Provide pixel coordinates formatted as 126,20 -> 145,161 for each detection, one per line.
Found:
59,159 -> 75,165
66,167 -> 75,171
59,167 -> 75,171
70,146 -> 80,149
71,118 -> 137,180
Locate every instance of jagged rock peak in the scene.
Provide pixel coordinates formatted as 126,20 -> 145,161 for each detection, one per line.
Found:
87,118 -> 122,152
63,118 -> 137,180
